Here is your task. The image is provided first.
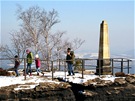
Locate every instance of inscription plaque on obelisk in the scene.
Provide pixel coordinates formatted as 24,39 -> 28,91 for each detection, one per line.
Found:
96,20 -> 111,75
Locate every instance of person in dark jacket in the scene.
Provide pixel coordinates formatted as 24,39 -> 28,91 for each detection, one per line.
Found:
66,48 -> 75,76
14,55 -> 20,77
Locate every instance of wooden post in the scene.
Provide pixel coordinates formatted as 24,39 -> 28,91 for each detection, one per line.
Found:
121,58 -> 123,72
127,60 -> 130,74
111,59 -> 114,75
99,58 -> 101,76
59,59 -> 60,70
24,58 -> 26,80
82,59 -> 84,79
64,59 -> 66,80
51,61 -> 54,80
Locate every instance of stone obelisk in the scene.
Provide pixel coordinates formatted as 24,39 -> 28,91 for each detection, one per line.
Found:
96,20 -> 111,75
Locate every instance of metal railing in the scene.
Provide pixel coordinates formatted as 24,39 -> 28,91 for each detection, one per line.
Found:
51,58 -> 133,79
0,58 -> 133,80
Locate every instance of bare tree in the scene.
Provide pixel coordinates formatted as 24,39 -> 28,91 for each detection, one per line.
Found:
0,5 -> 85,71
0,44 -> 14,59
0,28 -> 32,63
16,5 -> 42,54
10,29 -> 31,62
16,5 -> 62,70
72,38 -> 85,51
61,38 -> 85,52
39,9 -> 60,70
57,38 -> 85,59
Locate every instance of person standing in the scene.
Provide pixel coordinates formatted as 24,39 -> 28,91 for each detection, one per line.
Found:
35,54 -> 44,76
66,48 -> 75,76
26,49 -> 33,76
70,51 -> 75,75
14,55 -> 20,77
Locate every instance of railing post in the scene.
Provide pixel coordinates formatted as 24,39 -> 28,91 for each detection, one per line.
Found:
24,58 -> 26,80
127,60 -> 130,74
82,59 -> 84,79
59,59 -> 60,71
111,59 -> 114,75
121,58 -> 123,72
64,59 -> 67,80
99,58 -> 101,76
51,61 -> 54,80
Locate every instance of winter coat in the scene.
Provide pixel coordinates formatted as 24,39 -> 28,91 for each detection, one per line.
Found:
27,52 -> 33,64
66,53 -> 71,63
35,58 -> 41,68
14,59 -> 20,69
66,53 -> 75,64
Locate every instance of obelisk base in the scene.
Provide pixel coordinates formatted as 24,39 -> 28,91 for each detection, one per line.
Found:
96,59 -> 112,75
102,66 -> 112,75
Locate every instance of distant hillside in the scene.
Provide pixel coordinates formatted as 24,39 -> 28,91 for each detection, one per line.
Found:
75,49 -> 134,59
111,49 -> 134,59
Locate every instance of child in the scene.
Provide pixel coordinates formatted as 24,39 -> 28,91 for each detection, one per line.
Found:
14,55 -> 20,77
35,54 -> 44,76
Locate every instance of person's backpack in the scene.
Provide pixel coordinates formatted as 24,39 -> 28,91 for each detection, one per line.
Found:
70,51 -> 75,64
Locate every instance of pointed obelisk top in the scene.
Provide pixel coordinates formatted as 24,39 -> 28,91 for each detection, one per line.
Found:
102,20 -> 107,24
99,20 -> 110,59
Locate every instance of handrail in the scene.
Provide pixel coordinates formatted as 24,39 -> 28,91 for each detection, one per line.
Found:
0,57 -> 133,80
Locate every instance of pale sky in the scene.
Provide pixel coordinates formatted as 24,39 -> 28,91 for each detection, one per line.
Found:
0,0 -> 134,55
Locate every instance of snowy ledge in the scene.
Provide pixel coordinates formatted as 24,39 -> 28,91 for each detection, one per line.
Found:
1,71 -> 134,90
0,71 -> 135,101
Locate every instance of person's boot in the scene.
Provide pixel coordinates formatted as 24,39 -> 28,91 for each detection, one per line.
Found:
67,71 -> 71,76
29,73 -> 32,76
72,71 -> 75,75
37,73 -> 39,76
16,75 -> 19,77
41,72 -> 44,76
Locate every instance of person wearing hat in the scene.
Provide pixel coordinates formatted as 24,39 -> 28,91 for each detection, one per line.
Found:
26,49 -> 33,76
35,54 -> 44,76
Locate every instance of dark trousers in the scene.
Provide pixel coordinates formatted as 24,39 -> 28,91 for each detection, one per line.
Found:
26,63 -> 32,74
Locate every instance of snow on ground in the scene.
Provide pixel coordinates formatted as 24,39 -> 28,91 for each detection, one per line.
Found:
0,74 -> 60,90
44,71 -> 116,83
0,71 -> 117,90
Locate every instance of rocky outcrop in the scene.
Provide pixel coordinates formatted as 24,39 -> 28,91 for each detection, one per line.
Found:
0,82 -> 75,101
71,75 -> 135,101
0,75 -> 135,101
0,68 -> 10,76
115,72 -> 126,77
0,68 -> 16,76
